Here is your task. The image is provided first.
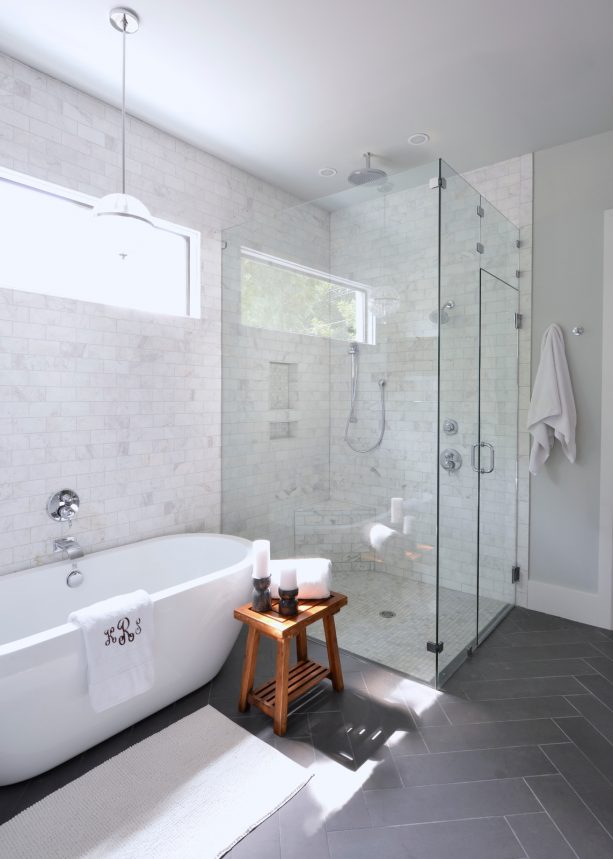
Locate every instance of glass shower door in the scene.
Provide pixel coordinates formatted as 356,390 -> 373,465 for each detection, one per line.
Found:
476,270 -> 519,639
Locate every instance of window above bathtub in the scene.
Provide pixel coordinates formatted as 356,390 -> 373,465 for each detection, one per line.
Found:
0,166 -> 201,318
240,247 -> 375,343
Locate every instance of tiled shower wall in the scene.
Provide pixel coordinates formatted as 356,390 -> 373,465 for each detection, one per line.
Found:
0,52 -> 312,576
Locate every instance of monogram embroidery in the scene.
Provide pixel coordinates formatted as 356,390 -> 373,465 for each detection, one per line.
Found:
103,616 -> 142,646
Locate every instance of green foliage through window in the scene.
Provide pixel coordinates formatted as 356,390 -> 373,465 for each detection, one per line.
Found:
240,250 -> 367,342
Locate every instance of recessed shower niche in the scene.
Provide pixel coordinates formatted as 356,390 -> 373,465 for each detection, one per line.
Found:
221,159 -> 520,687
268,361 -> 298,439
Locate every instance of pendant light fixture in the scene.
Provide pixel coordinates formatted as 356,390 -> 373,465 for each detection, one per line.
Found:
92,7 -> 153,256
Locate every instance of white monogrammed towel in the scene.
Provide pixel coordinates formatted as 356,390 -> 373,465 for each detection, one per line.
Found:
69,589 -> 154,712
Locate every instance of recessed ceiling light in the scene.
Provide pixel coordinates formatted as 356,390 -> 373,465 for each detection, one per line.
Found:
319,167 -> 337,177
408,132 -> 430,146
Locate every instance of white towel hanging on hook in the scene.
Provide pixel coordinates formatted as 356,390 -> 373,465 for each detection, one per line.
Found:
527,323 -> 576,474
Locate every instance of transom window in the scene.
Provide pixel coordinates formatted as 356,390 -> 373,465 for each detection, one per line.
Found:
240,247 -> 374,343
0,167 -> 201,318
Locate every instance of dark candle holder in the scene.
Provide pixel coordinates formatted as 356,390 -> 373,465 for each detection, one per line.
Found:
251,575 -> 272,613
278,586 -> 299,617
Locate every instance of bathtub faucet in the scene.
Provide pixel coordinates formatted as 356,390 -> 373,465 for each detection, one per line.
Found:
53,537 -> 84,561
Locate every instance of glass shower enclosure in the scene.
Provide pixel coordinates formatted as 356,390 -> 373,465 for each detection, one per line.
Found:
221,159 -> 519,687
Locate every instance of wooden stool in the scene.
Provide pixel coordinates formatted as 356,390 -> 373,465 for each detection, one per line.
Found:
233,592 -> 347,735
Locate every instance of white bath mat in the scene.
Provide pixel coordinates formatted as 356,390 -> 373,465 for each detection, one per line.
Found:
0,706 -> 312,858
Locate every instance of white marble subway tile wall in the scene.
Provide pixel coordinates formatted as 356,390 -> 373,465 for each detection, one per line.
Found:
0,52 -> 312,575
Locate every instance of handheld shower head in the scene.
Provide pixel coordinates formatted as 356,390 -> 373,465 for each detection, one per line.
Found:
348,153 -> 387,186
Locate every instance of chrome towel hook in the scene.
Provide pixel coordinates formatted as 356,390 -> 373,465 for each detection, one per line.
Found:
571,326 -> 584,336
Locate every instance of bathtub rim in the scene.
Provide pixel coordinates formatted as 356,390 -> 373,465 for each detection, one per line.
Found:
0,532 -> 253,658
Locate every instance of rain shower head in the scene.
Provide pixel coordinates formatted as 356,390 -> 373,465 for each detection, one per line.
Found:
348,152 -> 387,186
429,300 -> 455,324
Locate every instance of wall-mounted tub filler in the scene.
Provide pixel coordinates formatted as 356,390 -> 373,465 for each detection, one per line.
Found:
53,537 -> 84,561
47,489 -> 80,523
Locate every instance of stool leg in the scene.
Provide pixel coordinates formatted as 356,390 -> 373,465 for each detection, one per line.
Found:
238,627 -> 260,712
274,638 -> 290,735
323,614 -> 344,692
296,627 -> 308,662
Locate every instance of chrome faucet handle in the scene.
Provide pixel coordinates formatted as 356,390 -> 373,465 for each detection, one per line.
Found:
47,489 -> 80,522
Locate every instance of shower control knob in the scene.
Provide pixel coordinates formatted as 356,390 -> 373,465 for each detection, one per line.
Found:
443,419 -> 458,435
440,449 -> 462,472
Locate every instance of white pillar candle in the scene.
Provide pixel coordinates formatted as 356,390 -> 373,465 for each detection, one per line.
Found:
279,567 -> 298,591
390,497 -> 403,524
252,540 -> 270,579
403,515 -> 414,536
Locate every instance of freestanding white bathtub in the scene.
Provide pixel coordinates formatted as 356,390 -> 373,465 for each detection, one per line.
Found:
0,533 -> 252,785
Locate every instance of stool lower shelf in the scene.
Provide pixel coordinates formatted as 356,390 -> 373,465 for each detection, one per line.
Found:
249,659 -> 330,717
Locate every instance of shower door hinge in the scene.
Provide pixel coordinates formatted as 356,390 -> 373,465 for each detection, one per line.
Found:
515,239 -> 522,249
429,176 -> 447,190
427,641 -> 444,654
221,240 -> 228,250
516,269 -> 521,279
511,565 -> 520,583
476,204 -> 484,217
514,312 -> 523,329
476,242 -> 484,254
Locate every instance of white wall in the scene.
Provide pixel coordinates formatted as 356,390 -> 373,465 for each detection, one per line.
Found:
530,129 -> 613,627
0,52 -> 305,576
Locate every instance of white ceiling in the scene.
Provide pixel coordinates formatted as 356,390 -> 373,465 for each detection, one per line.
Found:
1,0 -> 613,200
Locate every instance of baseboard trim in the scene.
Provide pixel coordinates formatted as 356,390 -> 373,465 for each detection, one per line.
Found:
527,579 -> 612,629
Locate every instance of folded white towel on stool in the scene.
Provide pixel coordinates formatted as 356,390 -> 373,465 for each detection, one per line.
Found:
269,559 -> 332,599
527,323 -> 577,475
69,589 -> 154,713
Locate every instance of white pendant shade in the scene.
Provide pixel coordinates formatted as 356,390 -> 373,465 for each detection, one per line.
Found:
92,9 -> 154,249
92,192 -> 153,225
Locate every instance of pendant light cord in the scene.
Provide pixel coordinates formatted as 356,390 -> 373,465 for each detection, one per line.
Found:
121,15 -> 127,196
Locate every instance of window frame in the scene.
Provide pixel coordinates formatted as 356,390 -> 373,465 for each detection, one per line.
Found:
0,164 -> 201,318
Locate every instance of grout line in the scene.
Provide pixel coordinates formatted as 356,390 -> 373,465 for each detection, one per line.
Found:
537,765 -> 613,847
590,643 -> 613,661
502,813 -> 536,859
416,728 -> 430,754
520,777 -> 581,859
556,706 -> 613,757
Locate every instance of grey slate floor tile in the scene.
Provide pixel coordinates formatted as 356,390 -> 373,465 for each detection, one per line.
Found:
575,671 -> 613,709
540,742 -> 613,837
526,774 -> 613,859
419,717 -> 566,753
553,715 -> 613,784
505,811 -> 577,858
4,604 -> 613,859
458,657 -> 598,681
364,777 -> 539,826
327,817 -> 526,859
452,675 -> 588,700
441,694 -> 579,724
394,746 -> 555,787
565,693 -> 613,745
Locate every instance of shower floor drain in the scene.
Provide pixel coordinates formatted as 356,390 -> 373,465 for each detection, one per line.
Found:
379,610 -> 396,618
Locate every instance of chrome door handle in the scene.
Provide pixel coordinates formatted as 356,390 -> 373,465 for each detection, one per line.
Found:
472,442 -> 495,473
471,443 -> 479,473
481,441 -> 495,473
